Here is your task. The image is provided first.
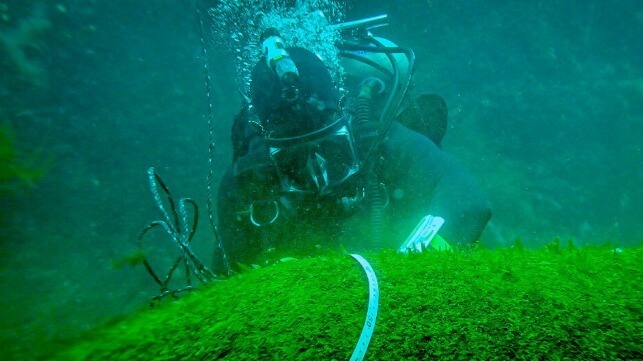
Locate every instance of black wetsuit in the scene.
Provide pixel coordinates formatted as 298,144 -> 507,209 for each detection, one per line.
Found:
217,114 -> 491,268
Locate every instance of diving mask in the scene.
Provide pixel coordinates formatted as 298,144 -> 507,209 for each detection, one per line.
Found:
266,114 -> 360,196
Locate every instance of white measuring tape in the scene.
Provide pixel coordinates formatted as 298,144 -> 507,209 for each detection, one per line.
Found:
349,254 -> 379,361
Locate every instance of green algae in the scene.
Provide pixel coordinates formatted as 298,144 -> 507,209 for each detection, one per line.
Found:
52,244 -> 641,360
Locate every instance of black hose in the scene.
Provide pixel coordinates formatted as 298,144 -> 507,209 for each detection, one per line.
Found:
337,41 -> 416,172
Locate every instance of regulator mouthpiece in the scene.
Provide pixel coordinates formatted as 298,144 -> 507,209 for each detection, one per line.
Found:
261,28 -> 299,86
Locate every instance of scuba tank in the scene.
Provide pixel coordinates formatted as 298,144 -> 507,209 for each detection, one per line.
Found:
261,27 -> 299,87
335,19 -> 416,169
333,15 -> 416,248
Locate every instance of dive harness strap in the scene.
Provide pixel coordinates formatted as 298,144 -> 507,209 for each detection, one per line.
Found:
349,254 -> 379,361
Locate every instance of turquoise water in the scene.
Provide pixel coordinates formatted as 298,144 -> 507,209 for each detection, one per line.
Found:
1,0 -> 641,359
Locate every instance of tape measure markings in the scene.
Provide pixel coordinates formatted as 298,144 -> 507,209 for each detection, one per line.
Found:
349,254 -> 379,361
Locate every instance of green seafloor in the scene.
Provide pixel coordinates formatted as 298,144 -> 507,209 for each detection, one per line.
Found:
50,244 -> 641,360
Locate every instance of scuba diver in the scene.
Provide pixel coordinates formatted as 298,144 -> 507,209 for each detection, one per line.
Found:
216,16 -> 491,270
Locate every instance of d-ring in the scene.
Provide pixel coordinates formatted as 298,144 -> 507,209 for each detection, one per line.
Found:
249,201 -> 280,227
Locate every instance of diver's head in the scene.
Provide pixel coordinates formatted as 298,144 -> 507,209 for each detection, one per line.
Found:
249,47 -> 359,195
250,47 -> 340,137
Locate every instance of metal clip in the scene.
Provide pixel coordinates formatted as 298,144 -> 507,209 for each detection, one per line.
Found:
249,201 -> 280,227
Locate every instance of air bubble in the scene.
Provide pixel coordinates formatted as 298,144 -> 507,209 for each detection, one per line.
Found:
204,0 -> 346,92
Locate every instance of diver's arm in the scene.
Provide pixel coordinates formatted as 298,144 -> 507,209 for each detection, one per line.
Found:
426,151 -> 491,245
231,105 -> 265,162
383,122 -> 491,246
216,165 -> 264,270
